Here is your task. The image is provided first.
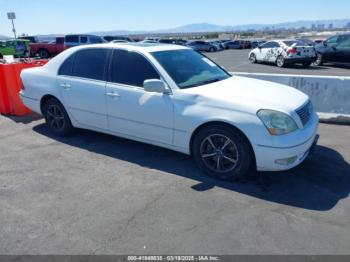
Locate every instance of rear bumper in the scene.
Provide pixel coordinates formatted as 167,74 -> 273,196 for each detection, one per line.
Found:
285,57 -> 317,64
20,92 -> 41,114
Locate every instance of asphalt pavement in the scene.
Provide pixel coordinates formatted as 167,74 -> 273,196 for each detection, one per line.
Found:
1,114 -> 350,254
206,49 -> 350,77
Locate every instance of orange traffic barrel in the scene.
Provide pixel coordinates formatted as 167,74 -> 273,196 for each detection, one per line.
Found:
0,59 -> 48,116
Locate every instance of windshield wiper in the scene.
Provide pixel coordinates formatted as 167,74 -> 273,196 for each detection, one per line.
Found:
184,78 -> 224,88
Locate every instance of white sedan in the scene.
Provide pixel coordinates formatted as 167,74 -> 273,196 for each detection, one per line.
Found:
249,39 -> 317,67
20,43 -> 319,180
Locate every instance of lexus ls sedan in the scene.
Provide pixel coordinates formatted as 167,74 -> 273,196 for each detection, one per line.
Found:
20,43 -> 319,180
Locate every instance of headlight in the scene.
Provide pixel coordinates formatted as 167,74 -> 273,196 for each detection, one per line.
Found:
257,110 -> 298,135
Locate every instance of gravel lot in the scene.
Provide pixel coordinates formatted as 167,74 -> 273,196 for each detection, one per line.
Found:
206,49 -> 350,77
1,114 -> 350,255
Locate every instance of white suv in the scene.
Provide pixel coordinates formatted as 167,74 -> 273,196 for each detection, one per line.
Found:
20,43 -> 319,180
249,39 -> 317,67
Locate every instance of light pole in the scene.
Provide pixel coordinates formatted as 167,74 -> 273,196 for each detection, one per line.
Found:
7,12 -> 17,39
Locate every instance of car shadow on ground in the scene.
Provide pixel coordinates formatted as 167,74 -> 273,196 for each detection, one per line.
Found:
32,123 -> 350,211
2,112 -> 43,124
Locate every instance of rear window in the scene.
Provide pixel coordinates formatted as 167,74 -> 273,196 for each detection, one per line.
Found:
283,40 -> 304,46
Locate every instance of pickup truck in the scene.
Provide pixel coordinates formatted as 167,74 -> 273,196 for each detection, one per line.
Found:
29,37 -> 66,58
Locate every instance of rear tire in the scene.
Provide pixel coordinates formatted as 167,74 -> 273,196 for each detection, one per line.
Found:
209,47 -> 215,52
192,125 -> 253,181
38,49 -> 50,59
43,98 -> 74,136
276,55 -> 285,67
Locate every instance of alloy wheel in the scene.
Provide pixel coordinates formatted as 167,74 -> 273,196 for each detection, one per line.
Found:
46,104 -> 65,132
200,134 -> 239,173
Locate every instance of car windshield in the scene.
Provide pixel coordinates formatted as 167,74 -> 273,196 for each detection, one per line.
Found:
152,49 -> 230,89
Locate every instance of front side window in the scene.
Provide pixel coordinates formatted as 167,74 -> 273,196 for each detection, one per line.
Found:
71,49 -> 109,81
152,49 -> 230,89
326,36 -> 339,45
262,42 -> 279,48
338,36 -> 350,48
110,50 -> 160,87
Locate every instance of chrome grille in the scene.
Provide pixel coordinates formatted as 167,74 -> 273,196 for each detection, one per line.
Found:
296,101 -> 313,126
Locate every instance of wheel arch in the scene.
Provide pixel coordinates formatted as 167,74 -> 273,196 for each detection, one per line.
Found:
189,120 -> 256,168
40,94 -> 61,115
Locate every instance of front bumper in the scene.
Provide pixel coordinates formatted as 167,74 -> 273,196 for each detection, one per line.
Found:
254,114 -> 319,172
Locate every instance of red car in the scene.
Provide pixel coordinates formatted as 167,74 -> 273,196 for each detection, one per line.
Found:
29,37 -> 66,58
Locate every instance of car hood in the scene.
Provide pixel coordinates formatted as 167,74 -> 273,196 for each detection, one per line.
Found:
179,76 -> 309,114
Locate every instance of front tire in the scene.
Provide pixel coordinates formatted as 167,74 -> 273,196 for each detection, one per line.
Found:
314,53 -> 323,66
249,53 -> 257,63
209,47 -> 215,52
43,98 -> 74,136
192,125 -> 253,180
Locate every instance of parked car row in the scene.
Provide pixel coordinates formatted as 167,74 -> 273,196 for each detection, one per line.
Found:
248,33 -> 350,67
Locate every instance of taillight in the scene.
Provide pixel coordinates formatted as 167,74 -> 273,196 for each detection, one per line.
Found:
288,47 -> 297,54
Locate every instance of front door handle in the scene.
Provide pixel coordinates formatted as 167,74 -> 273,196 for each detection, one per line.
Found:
60,83 -> 71,89
107,92 -> 120,98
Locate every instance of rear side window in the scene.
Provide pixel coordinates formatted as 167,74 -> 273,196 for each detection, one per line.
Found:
262,41 -> 280,48
80,36 -> 88,43
72,49 -> 109,81
110,50 -> 160,87
90,36 -> 103,43
65,35 -> 79,43
58,54 -> 75,76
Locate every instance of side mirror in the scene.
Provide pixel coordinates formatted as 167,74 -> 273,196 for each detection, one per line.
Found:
143,79 -> 168,93
323,41 -> 327,47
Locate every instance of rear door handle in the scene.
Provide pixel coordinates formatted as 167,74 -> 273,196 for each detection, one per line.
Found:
60,83 -> 71,89
107,92 -> 120,98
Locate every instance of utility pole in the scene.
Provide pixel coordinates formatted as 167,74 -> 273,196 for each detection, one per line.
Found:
7,12 -> 17,39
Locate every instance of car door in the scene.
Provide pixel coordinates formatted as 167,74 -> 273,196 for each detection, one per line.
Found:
105,49 -> 174,145
57,48 -> 110,130
266,41 -> 281,63
322,35 -> 339,62
255,42 -> 272,61
335,35 -> 350,62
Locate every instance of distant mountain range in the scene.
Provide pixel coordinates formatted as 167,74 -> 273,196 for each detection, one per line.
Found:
89,19 -> 350,36
1,18 -> 350,40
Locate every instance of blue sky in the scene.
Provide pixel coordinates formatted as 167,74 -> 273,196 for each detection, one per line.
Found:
0,0 -> 349,36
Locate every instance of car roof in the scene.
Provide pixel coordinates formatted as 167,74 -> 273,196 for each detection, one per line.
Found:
69,42 -> 190,53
